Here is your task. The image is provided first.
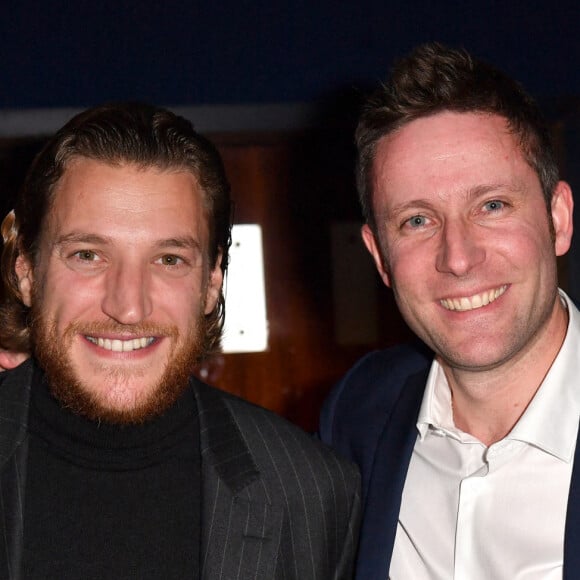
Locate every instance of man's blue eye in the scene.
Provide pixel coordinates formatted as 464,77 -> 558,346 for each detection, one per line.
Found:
484,200 -> 504,211
407,216 -> 426,228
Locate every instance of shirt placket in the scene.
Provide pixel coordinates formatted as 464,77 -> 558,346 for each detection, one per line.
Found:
454,440 -> 513,580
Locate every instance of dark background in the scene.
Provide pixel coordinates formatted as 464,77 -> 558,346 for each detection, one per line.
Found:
0,1 -> 578,109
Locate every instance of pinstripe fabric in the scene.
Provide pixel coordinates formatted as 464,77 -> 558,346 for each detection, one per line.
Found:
196,380 -> 361,579
0,362 -> 361,579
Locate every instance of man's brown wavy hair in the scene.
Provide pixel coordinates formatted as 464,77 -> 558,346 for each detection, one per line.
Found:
0,102 -> 232,360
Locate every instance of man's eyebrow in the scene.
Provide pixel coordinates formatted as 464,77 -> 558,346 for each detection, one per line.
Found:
464,183 -> 512,200
55,233 -> 113,246
155,237 -> 202,251
54,233 -> 202,251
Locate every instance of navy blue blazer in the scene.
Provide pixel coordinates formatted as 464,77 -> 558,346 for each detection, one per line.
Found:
319,343 -> 580,580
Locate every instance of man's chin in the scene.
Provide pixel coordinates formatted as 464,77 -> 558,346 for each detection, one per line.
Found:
49,376 -> 190,425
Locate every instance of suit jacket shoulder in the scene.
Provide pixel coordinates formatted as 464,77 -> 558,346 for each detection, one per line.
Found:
194,380 -> 361,579
320,343 -> 432,449
318,343 -> 431,579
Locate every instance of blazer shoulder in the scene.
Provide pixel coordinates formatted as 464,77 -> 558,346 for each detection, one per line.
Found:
196,380 -> 360,490
323,343 -> 433,416
195,381 -> 362,580
229,387 -> 359,479
319,342 -> 432,447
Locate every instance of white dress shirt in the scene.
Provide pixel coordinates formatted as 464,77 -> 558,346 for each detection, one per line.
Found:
389,291 -> 580,580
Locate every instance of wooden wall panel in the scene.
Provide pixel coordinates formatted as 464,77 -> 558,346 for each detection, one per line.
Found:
198,132 -> 412,431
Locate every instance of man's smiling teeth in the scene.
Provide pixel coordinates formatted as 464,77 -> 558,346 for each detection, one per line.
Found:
85,336 -> 154,352
440,285 -> 507,312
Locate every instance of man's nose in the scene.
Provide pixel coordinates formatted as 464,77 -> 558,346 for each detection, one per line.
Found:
435,220 -> 486,276
101,262 -> 153,324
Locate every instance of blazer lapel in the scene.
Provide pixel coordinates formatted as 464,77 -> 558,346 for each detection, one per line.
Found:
356,367 -> 427,580
195,382 -> 283,580
563,419 -> 580,579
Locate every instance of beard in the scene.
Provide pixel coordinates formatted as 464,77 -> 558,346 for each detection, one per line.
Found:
30,307 -> 207,425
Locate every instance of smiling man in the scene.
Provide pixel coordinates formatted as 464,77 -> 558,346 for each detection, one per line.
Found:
320,44 -> 578,579
0,103 -> 360,579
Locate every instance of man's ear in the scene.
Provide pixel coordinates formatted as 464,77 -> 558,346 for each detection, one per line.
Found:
0,349 -> 28,372
15,255 -> 34,307
204,252 -> 224,315
551,181 -> 574,257
361,224 -> 392,288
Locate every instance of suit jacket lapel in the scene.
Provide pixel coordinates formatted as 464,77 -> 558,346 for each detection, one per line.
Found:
195,382 -> 283,580
356,367 -> 427,580
563,419 -> 580,578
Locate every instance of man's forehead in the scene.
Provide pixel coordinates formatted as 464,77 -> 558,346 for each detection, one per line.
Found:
375,111 -> 513,156
372,113 -> 523,189
51,157 -> 202,204
42,158 -> 208,240
57,155 -> 200,186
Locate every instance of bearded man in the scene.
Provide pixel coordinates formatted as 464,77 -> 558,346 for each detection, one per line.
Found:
0,102 -> 360,579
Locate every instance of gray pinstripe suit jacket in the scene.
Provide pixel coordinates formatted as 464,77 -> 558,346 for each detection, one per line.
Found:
0,360 -> 361,579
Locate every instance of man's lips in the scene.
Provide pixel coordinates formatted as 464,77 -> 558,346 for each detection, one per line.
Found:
84,336 -> 156,352
440,284 -> 508,312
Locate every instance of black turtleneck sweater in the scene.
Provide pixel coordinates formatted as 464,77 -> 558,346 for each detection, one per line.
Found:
22,371 -> 201,579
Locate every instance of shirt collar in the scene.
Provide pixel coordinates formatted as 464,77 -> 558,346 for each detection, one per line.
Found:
417,289 -> 580,460
508,290 -> 580,461
417,360 -> 456,439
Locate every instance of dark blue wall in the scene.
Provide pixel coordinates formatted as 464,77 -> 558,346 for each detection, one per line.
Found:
1,0 -> 578,109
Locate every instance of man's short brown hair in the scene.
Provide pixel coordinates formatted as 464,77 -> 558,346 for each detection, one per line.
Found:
356,43 -> 559,232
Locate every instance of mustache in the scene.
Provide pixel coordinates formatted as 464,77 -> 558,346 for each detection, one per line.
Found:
63,320 -> 179,338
